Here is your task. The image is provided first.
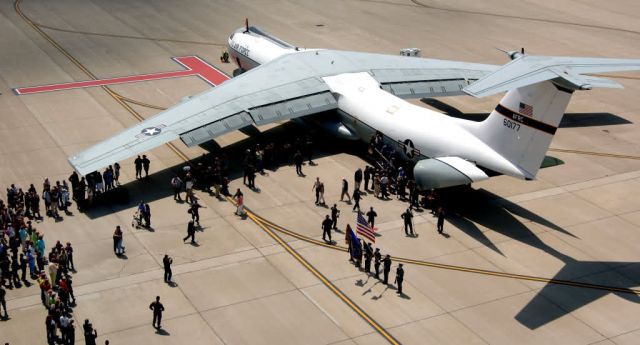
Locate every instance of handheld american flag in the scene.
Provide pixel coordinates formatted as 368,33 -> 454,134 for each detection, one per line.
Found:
356,212 -> 376,243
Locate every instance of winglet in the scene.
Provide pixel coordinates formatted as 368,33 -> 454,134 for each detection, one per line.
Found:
463,54 -> 640,98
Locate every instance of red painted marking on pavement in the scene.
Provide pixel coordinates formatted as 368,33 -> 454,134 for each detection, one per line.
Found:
174,56 -> 230,86
14,56 -> 230,95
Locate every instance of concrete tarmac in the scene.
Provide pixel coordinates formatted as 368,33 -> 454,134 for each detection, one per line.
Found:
1,0 -> 640,344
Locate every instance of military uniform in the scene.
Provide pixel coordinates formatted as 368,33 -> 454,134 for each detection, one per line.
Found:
373,249 -> 382,279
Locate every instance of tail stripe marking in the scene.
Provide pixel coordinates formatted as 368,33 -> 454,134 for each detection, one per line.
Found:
495,104 -> 557,135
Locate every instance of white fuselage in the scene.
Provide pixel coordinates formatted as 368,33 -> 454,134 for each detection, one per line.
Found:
228,27 -> 313,70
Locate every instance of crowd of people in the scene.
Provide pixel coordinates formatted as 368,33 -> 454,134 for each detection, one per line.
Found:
0,183 -> 81,343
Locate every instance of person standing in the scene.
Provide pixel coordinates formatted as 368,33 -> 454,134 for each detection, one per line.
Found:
233,188 -> 244,216
382,254 -> 392,284
364,242 -> 373,273
437,207 -> 446,234
401,208 -> 414,236
345,224 -> 354,262
312,177 -> 322,205
355,240 -> 363,269
340,179 -> 350,202
366,207 -> 377,229
395,263 -> 405,294
149,296 -> 165,329
142,155 -> 151,178
363,166 -> 372,191
19,253 -> 27,282
352,188 -> 361,212
293,150 -> 304,176
330,204 -> 340,230
68,319 -> 76,345
66,242 -> 75,271
59,313 -> 71,344
354,168 -> 363,190
113,226 -> 123,255
143,203 -> 151,228
163,255 -> 173,283
0,285 -> 7,319
46,315 -> 57,345
373,248 -> 381,279
321,215 -> 333,243
114,162 -> 121,186
184,173 -> 195,204
134,155 -> 143,179
183,220 -> 196,244
171,175 -> 183,201
83,319 -> 98,345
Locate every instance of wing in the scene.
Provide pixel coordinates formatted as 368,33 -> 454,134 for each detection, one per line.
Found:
69,50 -> 498,175
464,55 -> 640,97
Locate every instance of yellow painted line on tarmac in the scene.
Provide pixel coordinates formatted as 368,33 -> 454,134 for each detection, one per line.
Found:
246,211 -> 400,345
251,212 -> 640,295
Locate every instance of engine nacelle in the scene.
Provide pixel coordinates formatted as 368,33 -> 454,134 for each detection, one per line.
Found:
413,157 -> 489,190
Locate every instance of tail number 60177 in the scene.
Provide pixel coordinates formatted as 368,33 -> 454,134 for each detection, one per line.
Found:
503,118 -> 521,131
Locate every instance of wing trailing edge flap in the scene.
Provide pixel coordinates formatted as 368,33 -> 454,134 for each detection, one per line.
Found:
179,91 -> 337,147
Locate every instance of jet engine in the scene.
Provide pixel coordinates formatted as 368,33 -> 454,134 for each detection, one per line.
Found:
413,156 -> 489,190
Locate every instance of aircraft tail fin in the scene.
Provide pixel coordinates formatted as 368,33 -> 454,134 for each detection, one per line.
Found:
469,81 -> 572,178
462,54 -> 640,178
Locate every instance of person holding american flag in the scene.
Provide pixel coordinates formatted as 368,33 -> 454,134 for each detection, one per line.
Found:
356,212 -> 376,243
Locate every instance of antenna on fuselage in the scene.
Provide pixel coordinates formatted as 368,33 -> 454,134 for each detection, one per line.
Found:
244,18 -> 249,33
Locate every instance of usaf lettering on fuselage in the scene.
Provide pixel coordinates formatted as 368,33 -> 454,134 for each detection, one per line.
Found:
231,42 -> 250,57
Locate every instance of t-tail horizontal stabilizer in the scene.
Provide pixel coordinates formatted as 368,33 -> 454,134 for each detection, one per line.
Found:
463,54 -> 640,98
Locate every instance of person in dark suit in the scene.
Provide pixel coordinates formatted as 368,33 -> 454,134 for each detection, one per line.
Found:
163,255 -> 173,283
330,204 -> 340,230
395,263 -> 405,294
149,296 -> 165,329
382,255 -> 392,284
352,188 -> 361,212
401,209 -> 414,236
134,155 -> 143,179
322,215 -> 333,242
437,207 -> 446,234
366,207 -> 377,229
364,242 -> 373,273
373,248 -> 381,279
142,155 -> 151,178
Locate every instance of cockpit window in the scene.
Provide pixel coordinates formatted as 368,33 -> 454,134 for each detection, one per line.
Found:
229,33 -> 235,40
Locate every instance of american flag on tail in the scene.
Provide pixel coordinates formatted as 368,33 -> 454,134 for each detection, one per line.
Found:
519,102 -> 534,117
356,212 -> 376,243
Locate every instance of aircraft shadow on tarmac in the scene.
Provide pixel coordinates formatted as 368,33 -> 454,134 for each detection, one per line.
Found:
439,187 -> 640,329
515,260 -> 640,329
84,120 -> 353,219
421,98 -> 633,128
441,187 -> 575,257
